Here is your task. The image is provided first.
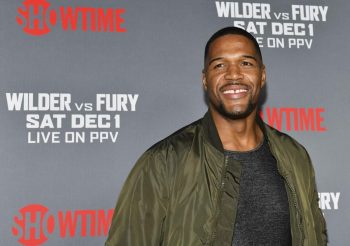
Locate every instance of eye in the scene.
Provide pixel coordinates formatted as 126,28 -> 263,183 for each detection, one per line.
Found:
241,61 -> 253,66
213,63 -> 225,69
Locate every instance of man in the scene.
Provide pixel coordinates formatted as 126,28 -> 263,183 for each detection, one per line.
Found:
105,27 -> 327,245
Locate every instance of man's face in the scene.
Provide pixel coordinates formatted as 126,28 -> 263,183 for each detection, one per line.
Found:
202,34 -> 266,120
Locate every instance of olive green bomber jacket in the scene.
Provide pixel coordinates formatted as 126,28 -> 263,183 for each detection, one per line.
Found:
106,112 -> 327,246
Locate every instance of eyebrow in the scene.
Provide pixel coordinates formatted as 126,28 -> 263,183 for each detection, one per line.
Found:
242,55 -> 258,61
208,55 -> 258,67
208,57 -> 223,67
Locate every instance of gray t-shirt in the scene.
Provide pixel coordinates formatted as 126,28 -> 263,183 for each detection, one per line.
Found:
225,138 -> 292,246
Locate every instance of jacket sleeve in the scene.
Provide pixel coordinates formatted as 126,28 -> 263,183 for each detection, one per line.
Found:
105,149 -> 170,246
308,157 -> 328,245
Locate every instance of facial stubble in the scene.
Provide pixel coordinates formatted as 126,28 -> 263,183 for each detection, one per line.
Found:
210,91 -> 257,120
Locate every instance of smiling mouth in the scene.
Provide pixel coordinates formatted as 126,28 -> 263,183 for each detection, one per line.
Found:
220,83 -> 250,95
222,89 -> 248,94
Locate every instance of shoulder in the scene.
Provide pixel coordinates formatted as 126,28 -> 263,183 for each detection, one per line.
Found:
265,124 -> 310,162
264,124 -> 316,183
263,123 -> 320,186
130,118 -> 203,174
146,118 -> 203,157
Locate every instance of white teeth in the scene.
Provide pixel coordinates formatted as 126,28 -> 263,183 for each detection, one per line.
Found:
223,89 -> 247,94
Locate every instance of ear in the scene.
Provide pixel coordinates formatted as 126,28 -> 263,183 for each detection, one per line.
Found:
261,64 -> 266,88
202,70 -> 208,91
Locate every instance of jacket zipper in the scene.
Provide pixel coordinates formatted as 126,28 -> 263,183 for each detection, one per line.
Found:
284,175 -> 303,246
270,145 -> 304,246
209,156 -> 229,245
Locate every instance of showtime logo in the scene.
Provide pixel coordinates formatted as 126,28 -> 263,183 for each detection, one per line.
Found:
260,107 -> 327,132
16,0 -> 127,36
12,204 -> 114,246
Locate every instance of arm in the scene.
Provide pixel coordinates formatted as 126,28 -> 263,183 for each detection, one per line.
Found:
105,150 -> 169,246
309,165 -> 328,245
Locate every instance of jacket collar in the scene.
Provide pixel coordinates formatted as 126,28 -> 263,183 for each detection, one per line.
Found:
201,111 -> 268,153
202,111 -> 224,152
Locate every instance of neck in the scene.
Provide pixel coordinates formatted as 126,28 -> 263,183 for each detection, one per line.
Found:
210,108 -> 264,152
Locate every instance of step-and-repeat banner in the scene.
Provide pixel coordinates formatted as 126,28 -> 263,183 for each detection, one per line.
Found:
1,0 -> 348,245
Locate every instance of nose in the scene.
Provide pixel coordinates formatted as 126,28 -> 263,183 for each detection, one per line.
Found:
224,64 -> 243,80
